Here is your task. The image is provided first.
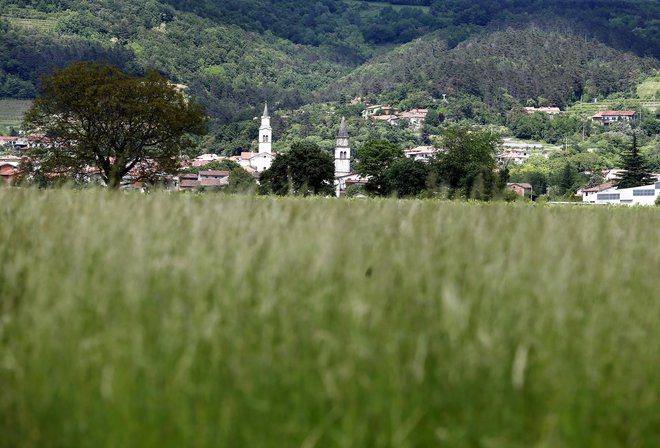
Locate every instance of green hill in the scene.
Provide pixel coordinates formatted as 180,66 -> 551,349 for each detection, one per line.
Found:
334,29 -> 658,110
0,0 -> 658,149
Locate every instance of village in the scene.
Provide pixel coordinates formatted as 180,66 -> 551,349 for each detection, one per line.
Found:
1,102 -> 658,205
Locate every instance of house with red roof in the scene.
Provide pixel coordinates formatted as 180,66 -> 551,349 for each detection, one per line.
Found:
178,170 -> 231,191
0,163 -> 20,185
580,182 -> 617,203
592,110 -> 636,125
400,109 -> 428,127
506,182 -> 533,198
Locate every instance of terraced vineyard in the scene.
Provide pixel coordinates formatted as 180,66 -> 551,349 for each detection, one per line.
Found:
0,99 -> 32,134
0,15 -> 57,32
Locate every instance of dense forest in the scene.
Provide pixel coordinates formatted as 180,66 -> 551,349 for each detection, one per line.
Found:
333,29 -> 658,111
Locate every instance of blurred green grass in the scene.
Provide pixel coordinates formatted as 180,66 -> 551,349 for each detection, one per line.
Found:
1,189 -> 659,447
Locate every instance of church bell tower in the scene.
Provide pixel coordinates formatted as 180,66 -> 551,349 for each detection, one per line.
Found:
259,102 -> 272,154
335,117 -> 350,177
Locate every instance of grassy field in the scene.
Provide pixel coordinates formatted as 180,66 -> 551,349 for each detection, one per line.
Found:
0,99 -> 32,134
637,75 -> 660,99
1,189 -> 659,447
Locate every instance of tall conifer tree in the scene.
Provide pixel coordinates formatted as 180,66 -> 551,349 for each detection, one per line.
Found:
617,134 -> 654,189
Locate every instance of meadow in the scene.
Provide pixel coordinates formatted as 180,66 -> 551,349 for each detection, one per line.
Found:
1,189 -> 659,447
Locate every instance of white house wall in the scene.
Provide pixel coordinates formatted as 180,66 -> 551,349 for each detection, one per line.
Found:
592,183 -> 660,206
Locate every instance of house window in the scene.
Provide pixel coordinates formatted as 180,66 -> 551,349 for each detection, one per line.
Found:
655,182 -> 660,190
597,193 -> 620,201
633,189 -> 655,196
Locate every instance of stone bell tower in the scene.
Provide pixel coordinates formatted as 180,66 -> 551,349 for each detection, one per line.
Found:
334,117 -> 350,177
258,102 -> 272,154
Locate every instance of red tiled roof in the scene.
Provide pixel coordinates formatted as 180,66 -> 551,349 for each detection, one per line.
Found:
0,164 -> 20,176
346,179 -> 369,185
199,170 -> 230,177
241,152 -> 257,160
582,182 -> 616,193
401,109 -> 428,119
507,183 -> 533,189
180,179 -> 200,188
593,110 -> 636,118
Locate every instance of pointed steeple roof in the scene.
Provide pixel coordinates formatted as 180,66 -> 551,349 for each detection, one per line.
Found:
337,116 -> 349,139
262,102 -> 269,118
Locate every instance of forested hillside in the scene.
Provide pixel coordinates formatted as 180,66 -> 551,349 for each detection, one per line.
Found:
163,0 -> 660,57
333,29 -> 659,111
0,0 -> 351,123
0,0 -> 659,151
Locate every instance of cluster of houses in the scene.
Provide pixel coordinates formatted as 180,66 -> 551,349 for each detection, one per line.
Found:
522,106 -> 638,126
362,105 -> 429,127
2,101 -> 656,204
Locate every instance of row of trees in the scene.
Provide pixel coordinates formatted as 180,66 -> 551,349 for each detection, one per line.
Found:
257,127 -> 507,200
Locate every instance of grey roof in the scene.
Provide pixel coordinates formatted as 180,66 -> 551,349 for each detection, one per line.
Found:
262,102 -> 269,118
337,116 -> 349,139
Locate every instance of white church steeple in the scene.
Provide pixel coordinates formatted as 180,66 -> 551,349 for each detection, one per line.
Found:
258,102 -> 272,154
335,117 -> 350,177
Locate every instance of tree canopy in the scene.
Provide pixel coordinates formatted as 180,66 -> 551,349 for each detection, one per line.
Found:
259,141 -> 334,196
435,125 -> 502,199
24,61 -> 206,188
355,139 -> 404,196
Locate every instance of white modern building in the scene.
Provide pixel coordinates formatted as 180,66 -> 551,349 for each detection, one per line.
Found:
583,182 -> 660,206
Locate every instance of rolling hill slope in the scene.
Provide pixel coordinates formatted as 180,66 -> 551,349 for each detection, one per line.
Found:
0,0 -> 658,149
331,29 -> 659,109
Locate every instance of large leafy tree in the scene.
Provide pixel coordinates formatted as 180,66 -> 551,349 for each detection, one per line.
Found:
259,141 -> 334,195
617,133 -> 655,189
226,167 -> 257,194
355,139 -> 404,196
24,62 -> 206,188
435,125 -> 501,199
384,157 -> 429,197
